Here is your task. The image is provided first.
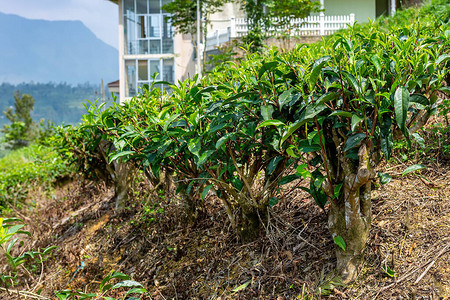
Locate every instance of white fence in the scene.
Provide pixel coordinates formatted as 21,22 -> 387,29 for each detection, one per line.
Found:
205,13 -> 355,51
205,28 -> 233,52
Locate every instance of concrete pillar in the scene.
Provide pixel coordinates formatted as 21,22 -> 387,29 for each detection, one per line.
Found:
390,0 -> 396,16
230,17 -> 236,38
319,12 -> 325,36
118,0 -> 125,103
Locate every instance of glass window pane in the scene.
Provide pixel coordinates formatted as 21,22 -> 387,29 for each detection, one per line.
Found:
137,15 -> 147,38
149,15 -> 161,38
125,60 -> 136,97
138,60 -> 148,81
149,0 -> 161,13
150,40 -> 161,54
124,12 -> 136,54
163,59 -> 174,83
124,0 -> 135,13
162,15 -> 173,53
150,60 -> 161,79
136,0 -> 147,14
138,40 -> 149,54
162,39 -> 173,53
162,15 -> 173,38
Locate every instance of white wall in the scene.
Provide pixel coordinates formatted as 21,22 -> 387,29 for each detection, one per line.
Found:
323,0 -> 376,23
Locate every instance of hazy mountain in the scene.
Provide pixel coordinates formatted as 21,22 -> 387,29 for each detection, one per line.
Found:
0,12 -> 118,84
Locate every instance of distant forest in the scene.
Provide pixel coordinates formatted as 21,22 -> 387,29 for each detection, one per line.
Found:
0,82 -> 114,126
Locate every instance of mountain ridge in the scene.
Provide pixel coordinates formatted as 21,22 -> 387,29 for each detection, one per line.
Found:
0,12 -> 118,84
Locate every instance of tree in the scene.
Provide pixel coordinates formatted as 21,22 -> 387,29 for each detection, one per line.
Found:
2,91 -> 36,149
241,0 -> 321,52
163,0 -> 228,71
267,0 -> 322,48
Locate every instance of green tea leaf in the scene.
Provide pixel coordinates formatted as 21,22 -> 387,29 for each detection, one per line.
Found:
402,164 -> 426,176
334,236 -> 346,251
112,280 -> 144,289
258,61 -> 279,78
344,133 -> 366,152
269,197 -> 279,207
394,87 -> 410,137
296,164 -> 311,179
216,132 -> 235,149
256,120 -> 285,129
279,174 -> 299,185
267,156 -> 284,175
342,71 -> 361,95
329,110 -> 353,118
370,54 -> 382,73
351,114 -> 364,132
126,288 -> 148,295
197,150 -> 214,167
409,94 -> 429,107
377,172 -> 392,184
281,105 -> 327,145
333,183 -> 343,199
188,137 -> 202,157
435,54 -> 450,66
261,105 -> 274,121
317,92 -> 338,105
109,151 -> 135,163
278,89 -> 292,109
412,132 -> 425,149
309,56 -> 332,90
201,184 -> 214,200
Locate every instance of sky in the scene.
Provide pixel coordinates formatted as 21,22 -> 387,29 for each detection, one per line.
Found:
0,0 -> 118,49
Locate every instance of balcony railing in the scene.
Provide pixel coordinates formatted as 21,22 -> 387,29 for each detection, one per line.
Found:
205,13 -> 355,51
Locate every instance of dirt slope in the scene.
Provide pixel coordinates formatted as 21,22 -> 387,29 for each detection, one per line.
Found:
1,161 -> 449,299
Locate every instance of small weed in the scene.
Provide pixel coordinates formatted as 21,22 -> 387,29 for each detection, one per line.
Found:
55,270 -> 148,300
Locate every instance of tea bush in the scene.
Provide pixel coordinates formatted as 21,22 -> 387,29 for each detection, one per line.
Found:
0,144 -> 72,210
56,0 -> 449,281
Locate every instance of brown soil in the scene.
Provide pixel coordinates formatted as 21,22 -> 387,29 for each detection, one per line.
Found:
1,159 -> 449,299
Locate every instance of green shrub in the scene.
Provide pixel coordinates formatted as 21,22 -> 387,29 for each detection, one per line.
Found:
0,144 -> 72,210
56,0 -> 449,282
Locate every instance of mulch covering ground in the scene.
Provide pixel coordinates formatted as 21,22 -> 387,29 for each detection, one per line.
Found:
1,159 -> 449,299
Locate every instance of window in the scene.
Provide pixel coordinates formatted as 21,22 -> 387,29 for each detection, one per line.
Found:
149,0 -> 161,13
148,15 -> 161,37
123,0 -> 173,55
125,58 -> 174,97
149,60 -> 161,79
125,60 -> 136,97
136,0 -> 147,14
138,60 -> 148,81
163,58 -> 174,83
123,1 -> 175,97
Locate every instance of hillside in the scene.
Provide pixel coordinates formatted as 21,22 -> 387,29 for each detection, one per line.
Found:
5,160 -> 450,298
0,12 -> 118,85
0,82 -> 113,126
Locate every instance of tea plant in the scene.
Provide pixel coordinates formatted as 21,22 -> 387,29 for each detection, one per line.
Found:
55,270 -> 147,300
0,218 -> 56,289
0,144 -> 72,210
56,0 -> 449,282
